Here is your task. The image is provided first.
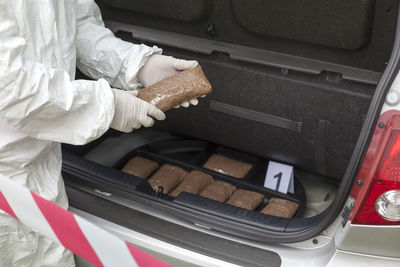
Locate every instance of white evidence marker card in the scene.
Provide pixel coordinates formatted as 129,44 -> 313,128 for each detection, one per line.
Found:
264,161 -> 294,194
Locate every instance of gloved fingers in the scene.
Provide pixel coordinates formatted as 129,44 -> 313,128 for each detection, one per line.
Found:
175,99 -> 198,108
147,104 -> 166,121
141,116 -> 155,128
180,101 -> 190,108
189,99 -> 198,105
112,88 -> 138,97
171,57 -> 198,71
130,117 -> 142,129
120,128 -> 134,133
129,90 -> 139,97
175,99 -> 197,108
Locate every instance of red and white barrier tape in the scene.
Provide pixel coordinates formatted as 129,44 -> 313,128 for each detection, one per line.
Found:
0,174 -> 170,267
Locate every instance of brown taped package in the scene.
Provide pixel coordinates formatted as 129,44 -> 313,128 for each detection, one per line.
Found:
148,164 -> 188,194
260,198 -> 299,218
199,180 -> 236,202
138,65 -> 212,112
170,170 -> 214,197
203,154 -> 253,179
121,156 -> 159,179
226,189 -> 264,210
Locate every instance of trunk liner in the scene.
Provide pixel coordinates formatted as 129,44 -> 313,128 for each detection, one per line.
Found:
115,139 -> 306,217
62,132 -> 310,234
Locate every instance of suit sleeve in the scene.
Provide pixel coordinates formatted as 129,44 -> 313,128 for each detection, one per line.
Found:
75,0 -> 162,90
0,1 -> 115,145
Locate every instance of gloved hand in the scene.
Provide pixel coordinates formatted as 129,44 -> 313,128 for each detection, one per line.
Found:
138,54 -> 199,108
110,89 -> 165,133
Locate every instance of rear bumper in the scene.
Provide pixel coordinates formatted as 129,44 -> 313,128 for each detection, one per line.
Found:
327,250 -> 400,267
72,204 -> 400,267
336,222 -> 400,258
66,184 -> 282,267
71,208 -> 243,267
66,185 -> 335,267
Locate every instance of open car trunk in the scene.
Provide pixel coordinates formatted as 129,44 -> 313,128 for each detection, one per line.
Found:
62,0 -> 399,243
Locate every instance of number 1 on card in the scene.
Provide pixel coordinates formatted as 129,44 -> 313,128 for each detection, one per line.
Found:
274,172 -> 282,191
264,161 -> 294,194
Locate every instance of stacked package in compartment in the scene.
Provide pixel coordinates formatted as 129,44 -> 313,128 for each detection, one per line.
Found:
121,154 -> 299,218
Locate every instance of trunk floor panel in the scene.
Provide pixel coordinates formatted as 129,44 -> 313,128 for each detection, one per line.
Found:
61,129 -> 338,238
82,131 -> 306,216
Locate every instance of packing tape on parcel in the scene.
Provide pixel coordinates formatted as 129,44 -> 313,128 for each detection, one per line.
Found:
0,174 -> 170,267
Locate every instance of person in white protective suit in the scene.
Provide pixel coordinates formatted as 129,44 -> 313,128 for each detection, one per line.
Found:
0,0 -> 200,266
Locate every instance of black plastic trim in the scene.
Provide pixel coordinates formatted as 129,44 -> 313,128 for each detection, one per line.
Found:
315,120 -> 330,176
210,100 -> 303,133
67,186 -> 282,267
105,21 -> 381,85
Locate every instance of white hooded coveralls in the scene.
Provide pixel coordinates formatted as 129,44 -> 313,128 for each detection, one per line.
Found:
0,0 -> 161,265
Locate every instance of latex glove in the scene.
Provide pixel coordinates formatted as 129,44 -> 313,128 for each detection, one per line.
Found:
138,54 -> 199,108
174,95 -> 206,109
111,89 -> 165,133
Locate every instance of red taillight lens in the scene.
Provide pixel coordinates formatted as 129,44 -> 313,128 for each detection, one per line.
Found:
351,111 -> 400,224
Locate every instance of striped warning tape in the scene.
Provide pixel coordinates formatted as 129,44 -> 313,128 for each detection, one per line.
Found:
0,174 -> 170,267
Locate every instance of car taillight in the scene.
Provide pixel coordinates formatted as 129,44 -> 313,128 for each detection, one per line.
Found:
350,110 -> 400,224
375,190 -> 400,221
